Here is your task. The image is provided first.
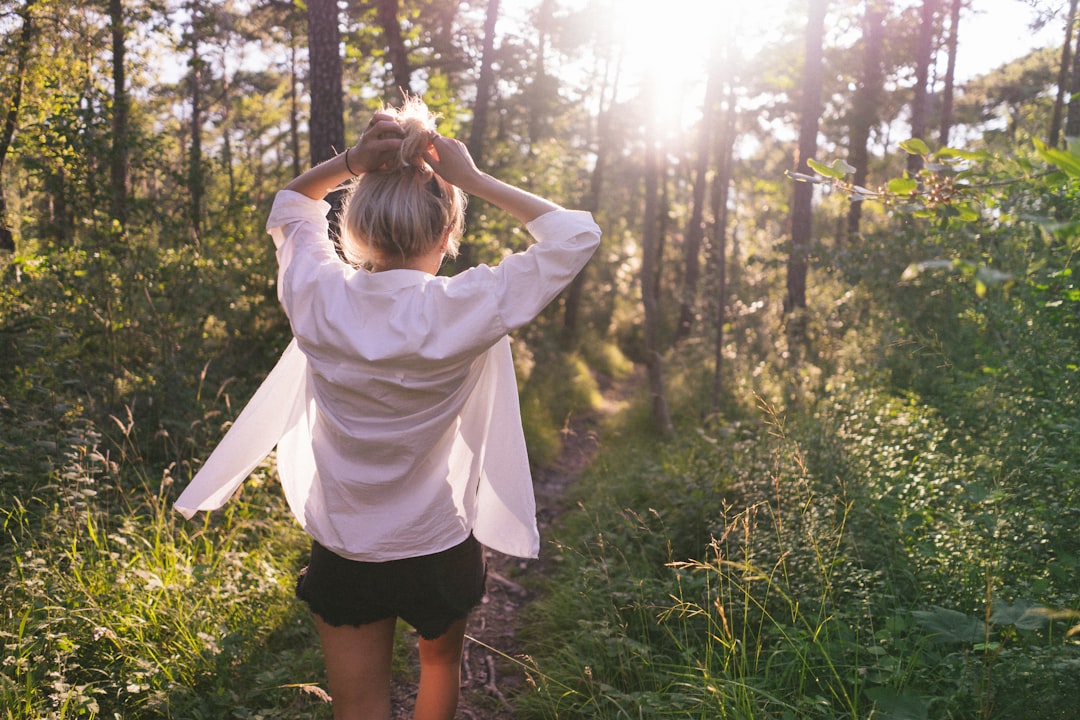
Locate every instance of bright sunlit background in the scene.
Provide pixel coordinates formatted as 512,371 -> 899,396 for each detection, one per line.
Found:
495,0 -> 1063,135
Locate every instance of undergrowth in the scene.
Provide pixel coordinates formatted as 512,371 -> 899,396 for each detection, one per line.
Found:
0,419 -> 335,719
516,257 -> 1080,719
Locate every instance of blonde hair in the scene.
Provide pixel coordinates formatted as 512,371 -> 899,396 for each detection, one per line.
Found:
339,96 -> 466,269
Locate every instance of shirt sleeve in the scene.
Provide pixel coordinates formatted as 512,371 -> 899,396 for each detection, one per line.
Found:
266,189 -> 336,312
438,209 -> 600,344
266,189 -> 601,363
497,208 -> 602,330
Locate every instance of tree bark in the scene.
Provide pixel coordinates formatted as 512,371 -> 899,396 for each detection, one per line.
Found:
561,38 -> 622,347
307,0 -> 345,165
375,0 -> 413,94
710,73 -> 737,415
1067,10 -> 1080,138
907,0 -> 938,174
938,0 -> 962,147
289,35 -> 302,179
307,0 -> 346,233
467,0 -> 500,167
0,0 -> 37,252
674,33 -> 723,344
526,0 -> 556,149
187,41 -> 205,239
109,0 -> 130,228
846,0 -> 886,239
1050,0 -> 1078,147
786,0 -> 827,316
641,100 -> 675,438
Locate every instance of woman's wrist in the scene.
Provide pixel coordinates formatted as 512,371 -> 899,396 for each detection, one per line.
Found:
469,175 -> 561,224
343,147 -> 361,176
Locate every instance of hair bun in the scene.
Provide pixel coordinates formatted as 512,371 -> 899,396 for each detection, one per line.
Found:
394,96 -> 438,170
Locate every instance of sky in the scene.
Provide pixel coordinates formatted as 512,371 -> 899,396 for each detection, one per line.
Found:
956,0 -> 1061,81
495,0 -> 1064,83
516,0 -> 1066,134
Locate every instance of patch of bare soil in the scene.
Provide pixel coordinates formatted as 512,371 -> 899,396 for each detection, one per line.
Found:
389,375 -> 627,719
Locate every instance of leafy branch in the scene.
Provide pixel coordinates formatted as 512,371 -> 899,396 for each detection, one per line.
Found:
788,136 -> 1072,223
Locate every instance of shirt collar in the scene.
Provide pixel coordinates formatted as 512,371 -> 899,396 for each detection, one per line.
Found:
360,268 -> 435,291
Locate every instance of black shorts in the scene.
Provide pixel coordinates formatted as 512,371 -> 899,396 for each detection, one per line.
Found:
295,534 -> 487,640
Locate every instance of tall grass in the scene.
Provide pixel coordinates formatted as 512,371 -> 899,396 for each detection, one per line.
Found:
0,400 -> 338,719
516,282 -> 1080,719
517,392 -> 873,719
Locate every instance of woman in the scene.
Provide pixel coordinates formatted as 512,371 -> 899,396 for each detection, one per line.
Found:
175,96 -> 600,720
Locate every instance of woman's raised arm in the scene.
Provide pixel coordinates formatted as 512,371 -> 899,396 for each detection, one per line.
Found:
284,113 -> 404,200
424,135 -> 562,224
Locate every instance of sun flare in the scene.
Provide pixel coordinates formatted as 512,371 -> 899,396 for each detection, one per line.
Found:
602,0 -> 790,132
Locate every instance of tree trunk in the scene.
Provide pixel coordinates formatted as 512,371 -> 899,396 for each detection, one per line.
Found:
188,53 -> 204,240
655,157 -> 669,303
307,0 -> 345,165
307,0 -> 346,233
289,35 -> 302,179
222,72 -> 236,208
938,0 -> 962,147
1050,0 -> 1078,147
375,0 -> 413,94
641,100 -> 675,438
786,0 -> 827,317
561,40 -> 622,347
847,0 -> 886,239
0,0 -> 37,252
1067,11 -> 1080,138
526,0 -> 556,150
907,0 -> 938,174
710,73 -> 737,415
467,0 -> 500,167
109,0 -> 129,228
674,33 -> 723,344
453,0 -> 501,273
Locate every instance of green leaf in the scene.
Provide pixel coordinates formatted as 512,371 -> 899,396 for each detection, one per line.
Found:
935,147 -> 990,162
807,158 -> 846,180
1030,217 -> 1080,240
832,158 -> 856,175
913,606 -> 987,643
990,599 -> 1051,630
865,687 -> 929,720
901,259 -> 954,281
1033,138 -> 1080,177
955,205 -> 980,223
900,138 -> 931,156
888,177 -> 918,194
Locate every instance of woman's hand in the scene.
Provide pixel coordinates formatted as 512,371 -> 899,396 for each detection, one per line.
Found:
350,113 -> 404,174
426,135 -> 561,224
424,135 -> 484,193
284,112 -> 406,199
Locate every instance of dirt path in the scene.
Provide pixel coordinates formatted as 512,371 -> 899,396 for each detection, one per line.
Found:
389,380 -> 623,719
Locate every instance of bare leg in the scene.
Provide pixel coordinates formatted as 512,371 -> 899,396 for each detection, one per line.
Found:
315,614 -> 397,720
413,618 -> 468,720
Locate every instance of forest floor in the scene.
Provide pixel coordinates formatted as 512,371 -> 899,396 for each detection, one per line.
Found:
388,372 -> 631,720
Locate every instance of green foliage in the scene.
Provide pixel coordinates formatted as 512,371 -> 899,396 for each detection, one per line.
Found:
518,132 -> 1080,719
0,421 -> 333,719
4,2 -> 1079,718
518,349 -> 604,467
576,335 -> 634,384
520,364 -> 1080,718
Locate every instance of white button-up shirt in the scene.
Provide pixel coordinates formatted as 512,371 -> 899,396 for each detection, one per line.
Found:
175,190 -> 601,561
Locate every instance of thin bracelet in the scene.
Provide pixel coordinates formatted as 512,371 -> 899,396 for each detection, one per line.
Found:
343,148 -> 360,176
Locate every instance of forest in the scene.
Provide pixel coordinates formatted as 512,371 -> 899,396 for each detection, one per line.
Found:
2,0 -> 1079,717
